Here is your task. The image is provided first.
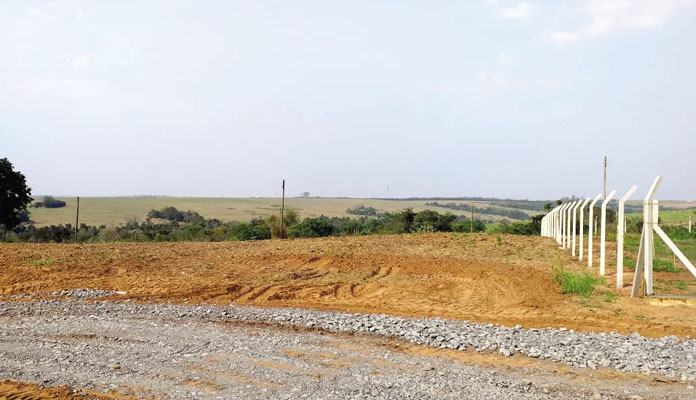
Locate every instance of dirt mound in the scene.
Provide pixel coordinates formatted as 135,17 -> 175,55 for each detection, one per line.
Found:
1,233 -> 695,337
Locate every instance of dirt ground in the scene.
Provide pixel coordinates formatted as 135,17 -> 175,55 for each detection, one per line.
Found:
1,233 -> 695,338
0,380 -> 132,400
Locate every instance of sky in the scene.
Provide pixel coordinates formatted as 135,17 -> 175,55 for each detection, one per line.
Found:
1,0 -> 695,200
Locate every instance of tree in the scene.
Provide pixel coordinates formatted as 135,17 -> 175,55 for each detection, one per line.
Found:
0,158 -> 33,241
301,192 -> 310,198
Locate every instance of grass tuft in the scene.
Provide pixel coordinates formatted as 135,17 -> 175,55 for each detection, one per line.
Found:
31,258 -> 54,266
553,267 -> 604,298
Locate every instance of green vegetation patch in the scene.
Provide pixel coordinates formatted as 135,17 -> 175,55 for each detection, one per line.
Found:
31,257 -> 54,266
553,268 -> 604,298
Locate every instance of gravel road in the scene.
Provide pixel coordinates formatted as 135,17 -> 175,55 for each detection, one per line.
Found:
0,296 -> 694,399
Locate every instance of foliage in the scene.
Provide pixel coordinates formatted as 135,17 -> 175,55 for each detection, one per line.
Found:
0,158 -> 33,239
451,220 -> 486,233
33,196 -> 66,208
346,205 -> 378,216
425,202 -> 530,220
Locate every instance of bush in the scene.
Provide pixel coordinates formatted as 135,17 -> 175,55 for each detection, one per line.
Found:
33,196 -> 66,209
346,205 -> 378,216
288,216 -> 334,238
451,220 -> 486,233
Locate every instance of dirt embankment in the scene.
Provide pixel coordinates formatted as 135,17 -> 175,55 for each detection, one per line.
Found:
1,233 -> 695,337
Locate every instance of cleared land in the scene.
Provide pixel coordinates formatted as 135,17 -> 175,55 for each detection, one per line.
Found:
2,233 -> 695,337
27,197 -> 543,227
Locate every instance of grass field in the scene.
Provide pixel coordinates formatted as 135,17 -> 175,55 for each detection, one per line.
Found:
27,197 -> 542,227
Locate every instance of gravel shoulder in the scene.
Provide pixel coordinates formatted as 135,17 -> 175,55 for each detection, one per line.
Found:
1,299 -> 694,399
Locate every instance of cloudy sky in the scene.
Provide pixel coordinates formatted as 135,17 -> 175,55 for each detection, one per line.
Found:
1,0 -> 695,199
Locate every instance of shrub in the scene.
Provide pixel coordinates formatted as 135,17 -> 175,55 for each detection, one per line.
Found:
33,196 -> 66,208
451,220 -> 486,233
346,205 -> 378,216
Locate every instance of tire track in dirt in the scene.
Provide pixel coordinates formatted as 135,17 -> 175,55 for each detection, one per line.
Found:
2,233 -> 696,337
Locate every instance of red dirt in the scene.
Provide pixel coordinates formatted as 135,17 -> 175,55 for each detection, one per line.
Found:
1,233 -> 694,338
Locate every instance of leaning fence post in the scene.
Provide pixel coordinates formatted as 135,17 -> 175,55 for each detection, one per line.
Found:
587,194 -> 602,267
617,185 -> 638,288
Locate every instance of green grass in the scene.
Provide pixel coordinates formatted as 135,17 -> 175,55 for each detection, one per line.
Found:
653,258 -> 680,273
27,197 -> 538,227
602,291 -> 618,303
30,257 -> 53,266
553,268 -> 604,298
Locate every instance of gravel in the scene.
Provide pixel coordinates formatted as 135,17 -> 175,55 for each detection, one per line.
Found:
3,298 -> 693,399
1,295 -> 694,383
7,288 -> 126,300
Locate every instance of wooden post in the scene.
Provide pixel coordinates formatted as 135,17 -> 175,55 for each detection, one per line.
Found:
281,180 -> 286,231
603,156 -> 607,200
470,204 -> 474,233
75,196 -> 80,243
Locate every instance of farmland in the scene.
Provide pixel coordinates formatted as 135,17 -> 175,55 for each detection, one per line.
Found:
26,197 -> 548,227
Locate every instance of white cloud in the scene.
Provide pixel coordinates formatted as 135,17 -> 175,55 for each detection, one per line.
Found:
497,52 -> 509,65
500,2 -> 535,19
551,0 -> 696,45
72,54 -> 91,70
550,31 -> 580,46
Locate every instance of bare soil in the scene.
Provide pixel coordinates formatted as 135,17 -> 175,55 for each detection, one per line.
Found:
1,233 -> 695,338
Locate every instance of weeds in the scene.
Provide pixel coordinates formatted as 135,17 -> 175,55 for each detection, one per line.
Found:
31,257 -> 54,266
653,259 -> 679,273
553,267 -> 604,298
602,291 -> 617,303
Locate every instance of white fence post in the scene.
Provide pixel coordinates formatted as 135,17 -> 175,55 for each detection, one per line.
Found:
571,201 -> 581,257
587,194 -> 602,267
578,197 -> 591,261
644,177 -> 661,295
617,185 -> 638,288
600,190 -> 617,276
566,201 -> 576,249
560,203 -> 568,247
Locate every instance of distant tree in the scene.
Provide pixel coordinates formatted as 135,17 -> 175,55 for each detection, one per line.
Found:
33,195 -> 67,208
346,205 -> 378,216
0,158 -> 33,241
301,192 -> 310,198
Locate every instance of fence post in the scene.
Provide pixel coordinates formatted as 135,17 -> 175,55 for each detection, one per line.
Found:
559,203 -> 564,246
617,185 -> 638,288
571,201 -> 583,257
564,202 -> 575,249
587,194 -> 602,267
578,197 -> 591,261
643,177 -> 661,296
600,190 -> 617,276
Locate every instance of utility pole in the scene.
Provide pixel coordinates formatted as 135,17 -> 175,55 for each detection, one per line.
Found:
470,204 -> 474,233
280,180 -> 286,228
75,196 -> 80,243
603,156 -> 607,200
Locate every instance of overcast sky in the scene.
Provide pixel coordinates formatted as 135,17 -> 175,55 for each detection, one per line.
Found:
1,1 -> 695,200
